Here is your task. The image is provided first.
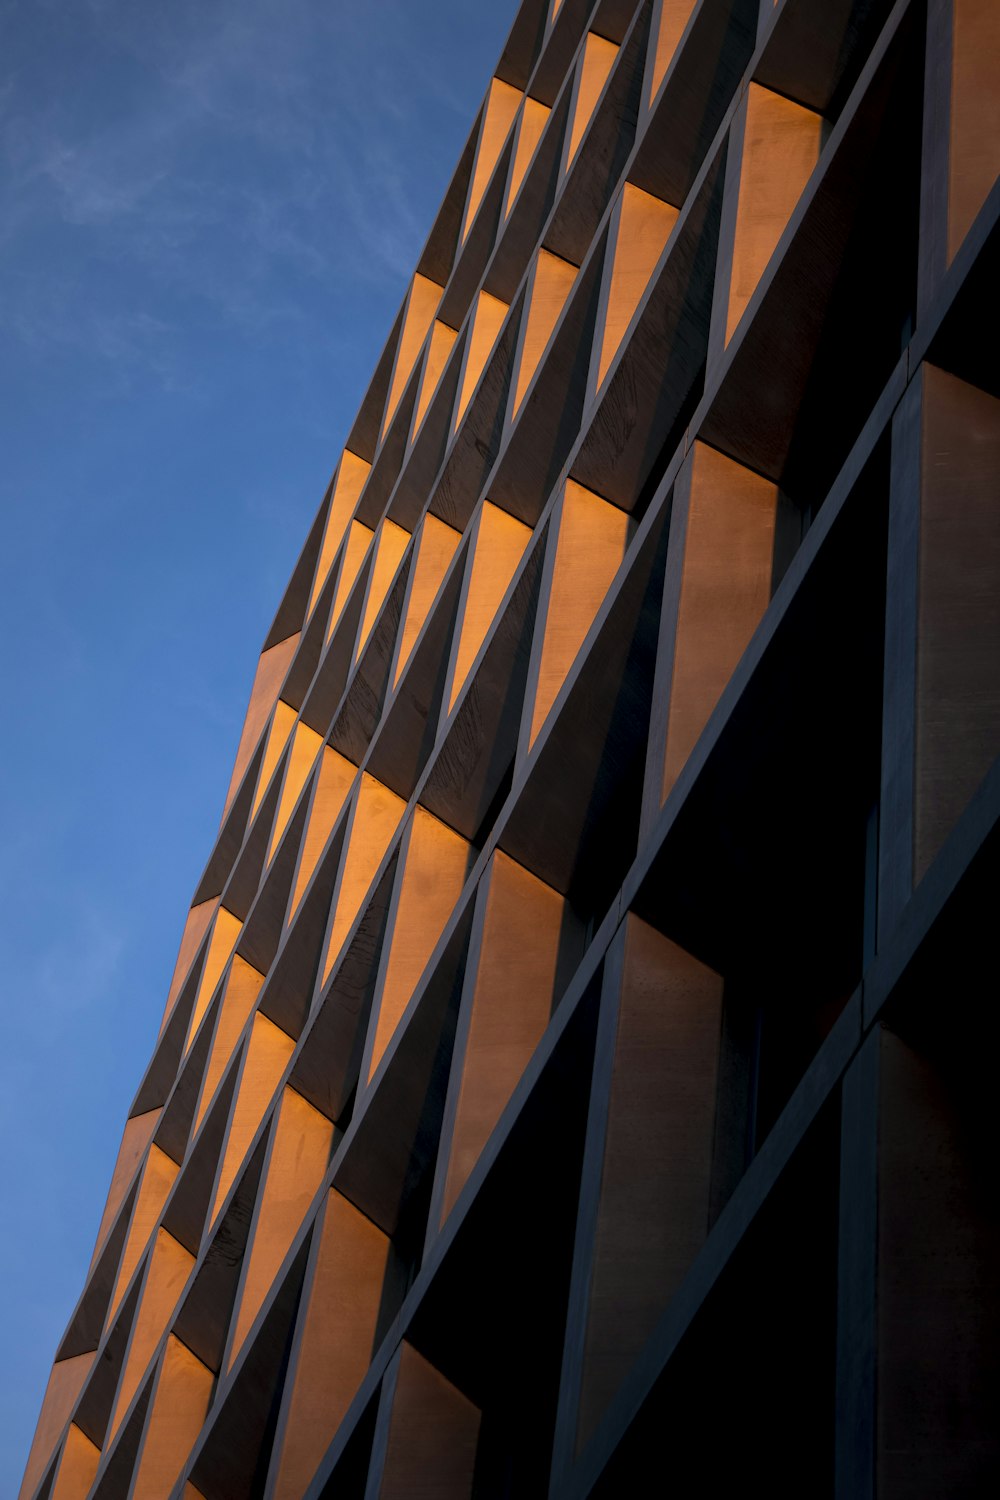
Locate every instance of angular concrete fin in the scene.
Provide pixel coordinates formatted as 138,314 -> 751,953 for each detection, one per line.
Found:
523,480 -> 633,753
193,731 -> 268,908
130,1335 -> 214,1500
226,1087 -> 335,1371
187,1236 -> 310,1499
411,320 -> 459,439
258,819 -> 354,1047
391,513 -> 462,691
297,545 -> 376,738
512,247 -> 578,414
68,1262 -> 142,1453
499,495 -> 670,910
194,954 -> 264,1134
222,758 -> 286,923
416,107 -> 480,288
158,900 -> 218,1038
419,520 -> 548,842
153,1000 -> 217,1168
444,501 -> 532,714
251,699 -> 297,820
319,773 -> 407,990
184,906 -> 243,1056
596,181 -> 678,391
645,0 -> 698,108
268,1191 -> 394,1500
262,494 -> 329,654
570,146 -> 726,509
365,806 -> 474,1085
236,786 -> 313,979
135,945 -> 211,1119
327,519 -> 376,645
93,1357 -> 157,1497
495,0 -> 548,92
18,1355 -> 95,1500
107,1145 -> 179,1329
382,275 -> 444,440
437,850 -> 584,1225
330,551 -> 416,769
170,1129 -> 268,1377
452,290 -> 510,432
366,534 -> 469,801
47,1424 -> 99,1500
717,82 -> 823,351
283,565 -> 342,711
504,95 -> 551,217
487,234 -> 608,525
160,1043 -> 244,1258
222,634 -> 300,820
307,451 -> 372,619
292,846 -> 400,1125
289,747 -> 357,920
333,896 -> 476,1241
461,77 -> 523,242
267,720 -> 324,866
347,297 -> 408,464
946,0 -> 1000,261
657,442 -> 781,804
565,33 -> 618,168
210,1012 -> 294,1227
575,915 -> 723,1448
355,520 -> 412,664
110,1228 -> 194,1441
57,1173 -> 142,1364
370,1343 -> 481,1500
89,1109 -> 160,1273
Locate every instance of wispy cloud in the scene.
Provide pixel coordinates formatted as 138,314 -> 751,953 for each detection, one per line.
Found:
37,139 -> 169,225
0,0 -> 484,382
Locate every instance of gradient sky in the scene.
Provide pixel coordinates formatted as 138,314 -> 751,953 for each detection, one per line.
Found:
0,0 -> 515,1483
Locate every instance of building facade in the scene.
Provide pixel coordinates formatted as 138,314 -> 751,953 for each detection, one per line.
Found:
19,0 -> 1000,1496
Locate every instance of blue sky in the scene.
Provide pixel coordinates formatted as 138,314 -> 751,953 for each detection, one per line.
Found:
0,0 -> 514,1483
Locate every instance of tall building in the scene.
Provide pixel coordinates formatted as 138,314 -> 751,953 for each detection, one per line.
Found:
19,0 -> 1000,1496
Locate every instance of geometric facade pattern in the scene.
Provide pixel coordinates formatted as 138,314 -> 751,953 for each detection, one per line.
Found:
19,0 -> 1000,1495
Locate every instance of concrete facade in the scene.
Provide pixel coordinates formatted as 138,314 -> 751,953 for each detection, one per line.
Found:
20,0 -> 1000,1496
